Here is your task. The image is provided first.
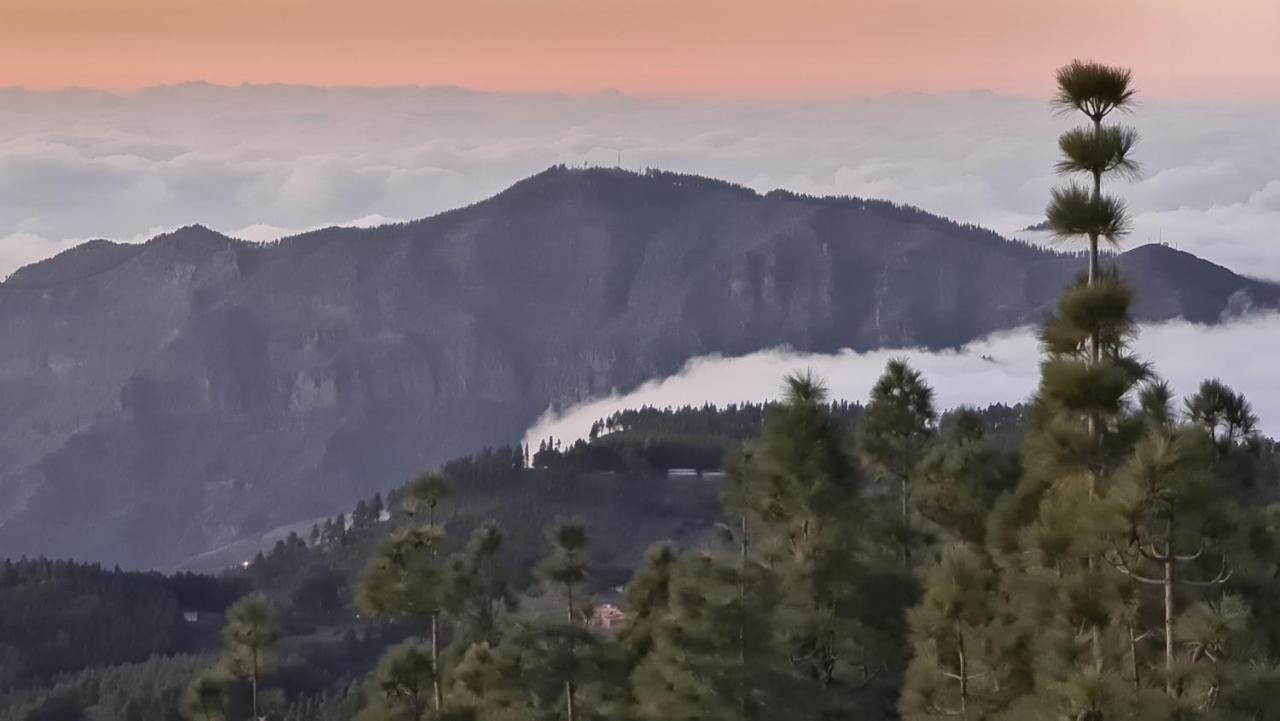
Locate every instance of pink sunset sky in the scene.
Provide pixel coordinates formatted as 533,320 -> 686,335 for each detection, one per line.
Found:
2,0 -> 1278,100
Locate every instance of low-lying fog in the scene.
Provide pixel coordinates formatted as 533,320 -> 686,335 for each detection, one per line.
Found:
526,312 -> 1280,446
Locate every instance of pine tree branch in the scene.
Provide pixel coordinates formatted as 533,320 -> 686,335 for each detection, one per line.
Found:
1104,549 -> 1164,585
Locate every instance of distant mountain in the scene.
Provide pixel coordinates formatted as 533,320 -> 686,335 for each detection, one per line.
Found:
2,166 -> 1277,567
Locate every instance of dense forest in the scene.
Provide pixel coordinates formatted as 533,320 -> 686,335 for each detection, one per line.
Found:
0,398 -> 1041,721
6,61 -> 1280,721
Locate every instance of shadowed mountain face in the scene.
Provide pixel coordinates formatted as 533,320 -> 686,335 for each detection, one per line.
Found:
1,167 -> 1276,567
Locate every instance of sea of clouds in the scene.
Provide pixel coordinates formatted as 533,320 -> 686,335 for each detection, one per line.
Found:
524,312 -> 1280,445
1,84 -> 1278,279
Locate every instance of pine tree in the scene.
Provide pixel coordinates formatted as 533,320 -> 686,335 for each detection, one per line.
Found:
443,521 -> 517,648
728,372 -> 886,711
181,671 -> 228,721
446,523 -> 597,721
617,543 -> 679,669
355,475 -> 455,719
356,641 -> 439,721
1185,379 -> 1259,462
901,544 -> 1008,721
861,359 -> 937,568
628,553 -> 784,721
1047,59 -> 1139,293
220,594 -> 278,721
982,61 -> 1147,721
536,520 -> 591,721
449,623 -> 597,721
913,408 -> 1014,545
1108,420 -> 1221,695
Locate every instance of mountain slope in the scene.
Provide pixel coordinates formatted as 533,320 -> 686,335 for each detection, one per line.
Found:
1,166 -> 1276,567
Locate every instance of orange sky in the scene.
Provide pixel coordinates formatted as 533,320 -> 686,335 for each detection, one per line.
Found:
2,0 -> 1278,100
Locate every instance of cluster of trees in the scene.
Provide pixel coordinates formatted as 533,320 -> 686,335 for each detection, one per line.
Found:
897,61 -> 1280,720
304,495 -> 388,551
0,560 -> 246,690
0,654 -> 214,721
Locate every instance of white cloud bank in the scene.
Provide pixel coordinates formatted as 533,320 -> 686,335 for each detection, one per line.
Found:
1,85 -> 1279,278
525,312 -> 1280,446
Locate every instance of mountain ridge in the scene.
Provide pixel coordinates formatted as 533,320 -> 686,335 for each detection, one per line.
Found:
2,166 -> 1276,567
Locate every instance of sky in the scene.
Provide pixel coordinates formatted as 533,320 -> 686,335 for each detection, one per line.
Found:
2,1 -> 1280,100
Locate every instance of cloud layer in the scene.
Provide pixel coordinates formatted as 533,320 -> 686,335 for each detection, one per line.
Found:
525,312 -> 1280,446
1,85 -> 1278,279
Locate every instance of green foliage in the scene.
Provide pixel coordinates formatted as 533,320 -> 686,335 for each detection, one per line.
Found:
628,554 -> 785,721
1038,273 -> 1138,357
536,520 -> 591,622
901,544 -> 1011,720
914,409 -> 1017,544
216,593 -> 279,721
443,522 -> 518,647
732,372 -> 861,547
1055,125 -> 1141,179
0,559 -> 192,685
403,474 -> 452,525
861,361 -> 938,486
1046,184 -> 1131,245
861,359 -> 937,566
180,671 -> 228,721
615,543 -> 679,666
358,527 -> 448,620
221,594 -> 279,676
727,370 -> 909,716
1186,379 -> 1259,454
1052,60 -> 1138,121
449,624 -> 601,721
356,642 -> 437,721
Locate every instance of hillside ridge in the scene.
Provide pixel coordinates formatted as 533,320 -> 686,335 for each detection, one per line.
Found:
0,166 -> 1275,567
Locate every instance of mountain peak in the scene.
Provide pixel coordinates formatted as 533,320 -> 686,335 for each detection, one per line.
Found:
1,168 -> 1276,567
3,239 -> 140,288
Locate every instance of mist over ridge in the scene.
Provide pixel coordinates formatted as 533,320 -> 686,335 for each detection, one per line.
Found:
527,310 -> 1280,447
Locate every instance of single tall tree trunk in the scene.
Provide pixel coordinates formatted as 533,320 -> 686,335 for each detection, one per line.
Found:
901,443 -> 913,570
739,515 -> 748,721
1087,466 -> 1103,672
251,649 -> 260,721
1089,115 -> 1103,362
429,499 -> 443,713
566,584 -> 577,721
1085,121 -> 1105,667
431,612 -> 442,711
902,477 -> 911,570
1164,521 -> 1176,698
956,621 -> 969,721
1128,619 -> 1141,692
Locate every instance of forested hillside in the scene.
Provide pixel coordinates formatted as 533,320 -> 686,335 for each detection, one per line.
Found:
5,371 -> 1276,721
3,163 -> 1278,568
0,401 -> 1035,720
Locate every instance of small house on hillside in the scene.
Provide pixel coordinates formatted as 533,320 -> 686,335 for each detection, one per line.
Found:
591,604 -> 626,631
